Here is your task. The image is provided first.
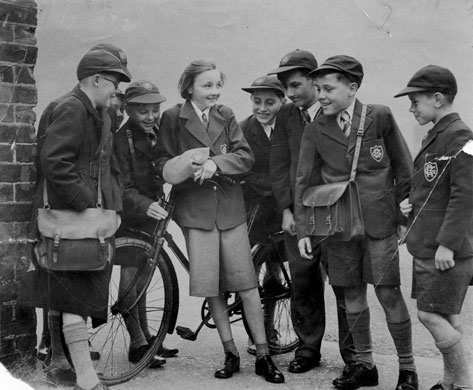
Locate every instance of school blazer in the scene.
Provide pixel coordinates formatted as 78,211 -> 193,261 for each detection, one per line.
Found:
156,101 -> 254,230
270,103 -> 307,212
294,100 -> 413,240
406,113 -> 473,259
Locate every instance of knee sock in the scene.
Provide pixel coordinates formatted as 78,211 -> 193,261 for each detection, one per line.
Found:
222,338 -> 238,356
387,319 -> 416,371
63,321 -> 99,390
125,307 -> 147,349
138,293 -> 152,341
48,312 -> 69,369
255,343 -> 269,359
346,309 -> 374,368
436,332 -> 472,390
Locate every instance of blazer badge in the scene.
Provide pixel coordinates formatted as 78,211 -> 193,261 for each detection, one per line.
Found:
220,144 -> 228,154
370,145 -> 384,162
424,161 -> 438,182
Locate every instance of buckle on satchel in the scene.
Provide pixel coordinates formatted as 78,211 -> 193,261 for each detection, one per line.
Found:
325,216 -> 331,225
309,216 -> 315,225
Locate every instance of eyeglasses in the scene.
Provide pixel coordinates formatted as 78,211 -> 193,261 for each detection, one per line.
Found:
99,76 -> 119,91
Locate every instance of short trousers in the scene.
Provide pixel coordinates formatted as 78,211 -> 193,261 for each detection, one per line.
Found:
182,223 -> 257,297
323,233 -> 400,287
412,256 -> 473,315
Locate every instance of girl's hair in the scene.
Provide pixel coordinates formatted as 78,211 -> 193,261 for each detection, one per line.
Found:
178,59 -> 226,100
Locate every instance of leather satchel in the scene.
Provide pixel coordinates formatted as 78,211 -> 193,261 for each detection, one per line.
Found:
302,105 -> 367,243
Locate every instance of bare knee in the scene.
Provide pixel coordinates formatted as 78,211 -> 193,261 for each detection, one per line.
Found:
375,286 -> 404,310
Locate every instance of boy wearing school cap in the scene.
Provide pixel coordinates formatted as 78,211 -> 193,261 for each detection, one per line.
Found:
114,81 -> 179,363
27,46 -> 130,390
396,65 -> 473,390
268,50 -> 356,374
294,55 -> 416,390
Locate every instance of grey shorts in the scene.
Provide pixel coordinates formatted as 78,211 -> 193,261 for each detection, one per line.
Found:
412,256 -> 473,315
324,233 -> 400,287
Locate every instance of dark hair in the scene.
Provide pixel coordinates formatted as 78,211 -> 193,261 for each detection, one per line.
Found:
421,91 -> 456,104
313,69 -> 361,88
178,60 -> 226,100
277,68 -> 312,87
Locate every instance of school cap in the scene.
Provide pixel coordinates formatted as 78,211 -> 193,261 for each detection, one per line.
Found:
310,55 -> 364,86
89,43 -> 129,66
114,88 -> 125,99
77,48 -> 131,82
241,75 -> 286,96
267,49 -> 318,75
125,80 -> 167,104
394,65 -> 457,98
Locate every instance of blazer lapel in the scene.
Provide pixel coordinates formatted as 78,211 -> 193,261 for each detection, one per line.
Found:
319,114 -> 349,147
180,101 -> 212,147
347,100 -> 373,153
207,106 -> 227,145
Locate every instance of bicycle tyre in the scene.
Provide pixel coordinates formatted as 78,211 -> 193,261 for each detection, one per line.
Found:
243,232 -> 299,355
87,237 -> 178,385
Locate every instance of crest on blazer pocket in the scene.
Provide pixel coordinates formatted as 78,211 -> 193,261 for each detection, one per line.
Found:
220,144 -> 228,154
424,161 -> 438,182
370,145 -> 384,162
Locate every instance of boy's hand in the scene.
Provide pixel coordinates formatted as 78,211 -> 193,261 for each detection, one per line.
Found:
194,159 -> 217,184
298,237 -> 314,259
282,208 -> 296,236
435,245 -> 455,271
400,198 -> 412,217
146,201 -> 168,220
397,225 -> 407,243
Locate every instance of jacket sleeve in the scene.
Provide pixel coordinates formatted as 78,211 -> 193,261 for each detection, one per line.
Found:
436,131 -> 473,251
270,109 -> 293,211
40,103 -> 95,211
155,107 -> 181,177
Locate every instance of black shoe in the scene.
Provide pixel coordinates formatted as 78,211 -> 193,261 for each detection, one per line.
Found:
157,345 -> 179,358
255,355 -> 285,384
46,366 -> 77,387
428,383 -> 450,390
215,352 -> 240,379
129,345 -> 166,368
396,370 -> 418,390
288,356 -> 320,373
332,362 -> 378,390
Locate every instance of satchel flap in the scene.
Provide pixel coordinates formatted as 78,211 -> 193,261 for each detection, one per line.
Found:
38,208 -> 120,240
302,181 -> 350,207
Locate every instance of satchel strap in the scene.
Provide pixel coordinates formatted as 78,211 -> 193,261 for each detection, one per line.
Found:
125,128 -> 143,192
349,104 -> 367,182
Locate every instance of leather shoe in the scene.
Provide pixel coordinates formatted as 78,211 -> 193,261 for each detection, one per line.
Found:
215,352 -> 240,379
147,336 -> 179,358
45,366 -> 76,387
428,383 -> 451,390
332,362 -> 378,390
396,370 -> 418,390
288,356 -> 320,373
128,345 -> 166,368
255,355 -> 285,383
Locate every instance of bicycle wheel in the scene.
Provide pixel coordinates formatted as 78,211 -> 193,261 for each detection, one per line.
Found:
244,232 -> 299,355
87,237 -> 178,385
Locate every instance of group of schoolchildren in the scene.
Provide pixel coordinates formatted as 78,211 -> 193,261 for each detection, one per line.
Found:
26,42 -> 473,390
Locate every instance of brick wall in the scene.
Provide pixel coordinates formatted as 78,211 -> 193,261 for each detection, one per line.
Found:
0,0 -> 38,365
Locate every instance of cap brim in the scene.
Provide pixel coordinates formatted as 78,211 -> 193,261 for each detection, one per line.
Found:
267,65 -> 311,75
308,64 -> 342,77
394,86 -> 431,98
126,93 -> 167,104
104,67 -> 132,83
241,86 -> 285,95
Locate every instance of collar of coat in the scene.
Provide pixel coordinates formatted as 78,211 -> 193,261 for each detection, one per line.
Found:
179,100 -> 227,147
121,119 -> 158,158
71,84 -> 105,125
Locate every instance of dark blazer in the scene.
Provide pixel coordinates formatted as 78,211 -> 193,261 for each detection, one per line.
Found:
156,101 -> 254,230
114,119 -> 164,234
294,99 -> 413,239
270,103 -> 307,212
406,113 -> 473,259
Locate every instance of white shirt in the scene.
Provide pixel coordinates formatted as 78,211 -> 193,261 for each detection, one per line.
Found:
261,119 -> 276,140
191,101 -> 210,123
337,99 -> 356,130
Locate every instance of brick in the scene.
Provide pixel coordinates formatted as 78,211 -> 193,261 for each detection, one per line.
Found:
15,182 -> 35,201
15,65 -> 35,84
0,284 -> 17,303
0,3 -> 37,26
15,334 -> 36,355
0,183 -> 13,202
0,302 -> 14,323
0,203 -> 32,222
0,104 -> 14,122
0,43 -> 37,65
14,25 -> 36,45
0,336 -> 15,356
0,84 -> 13,102
14,143 -> 36,162
0,25 -> 14,42
14,305 -> 35,324
12,84 -> 37,104
14,105 -> 36,124
0,242 -> 30,264
0,263 -> 15,285
0,163 -> 36,182
0,65 -> 14,82
0,222 -> 30,241
0,124 -> 36,142
0,144 -> 14,162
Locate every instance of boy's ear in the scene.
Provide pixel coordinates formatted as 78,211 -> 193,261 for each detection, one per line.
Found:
433,92 -> 444,107
348,82 -> 359,96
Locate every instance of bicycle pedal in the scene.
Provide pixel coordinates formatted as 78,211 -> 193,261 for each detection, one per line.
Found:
176,326 -> 197,341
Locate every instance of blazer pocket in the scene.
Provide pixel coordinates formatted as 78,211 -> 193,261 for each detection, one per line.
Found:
360,138 -> 390,170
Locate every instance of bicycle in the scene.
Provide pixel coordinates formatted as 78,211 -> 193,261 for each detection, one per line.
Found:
87,178 -> 298,385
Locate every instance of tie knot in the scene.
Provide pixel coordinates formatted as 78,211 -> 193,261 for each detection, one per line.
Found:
202,112 -> 208,123
301,108 -> 311,125
145,130 -> 157,146
339,111 -> 351,137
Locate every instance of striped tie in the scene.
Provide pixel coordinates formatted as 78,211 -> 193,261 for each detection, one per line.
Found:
339,110 -> 351,137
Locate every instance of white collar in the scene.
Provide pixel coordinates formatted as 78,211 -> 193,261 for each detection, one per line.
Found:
261,119 -> 276,140
300,101 -> 320,122
191,101 -> 210,123
338,99 -> 356,122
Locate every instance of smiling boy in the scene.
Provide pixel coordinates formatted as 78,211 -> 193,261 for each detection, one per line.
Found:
294,55 -> 416,390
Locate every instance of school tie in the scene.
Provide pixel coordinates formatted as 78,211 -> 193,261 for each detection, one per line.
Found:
145,130 -> 157,147
269,127 -> 274,143
339,110 -> 351,137
301,108 -> 311,126
202,112 -> 208,124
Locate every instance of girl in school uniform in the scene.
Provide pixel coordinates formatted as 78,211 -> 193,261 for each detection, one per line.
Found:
156,60 -> 284,384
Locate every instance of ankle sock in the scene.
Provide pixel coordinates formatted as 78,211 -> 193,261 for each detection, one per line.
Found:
255,343 -> 269,359
387,319 -> 416,371
347,309 -> 374,369
222,338 -> 238,356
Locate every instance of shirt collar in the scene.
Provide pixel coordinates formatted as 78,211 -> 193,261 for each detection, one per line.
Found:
261,119 -> 276,139
191,101 -> 210,123
300,101 -> 320,122
338,99 -> 356,121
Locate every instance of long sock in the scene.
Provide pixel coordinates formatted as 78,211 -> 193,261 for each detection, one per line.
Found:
63,321 -> 99,390
125,307 -> 147,349
255,343 -> 269,359
437,333 -> 472,390
346,309 -> 374,368
48,312 -> 69,369
138,292 -> 152,341
222,338 -> 238,356
387,319 -> 416,371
